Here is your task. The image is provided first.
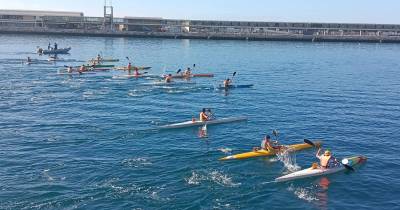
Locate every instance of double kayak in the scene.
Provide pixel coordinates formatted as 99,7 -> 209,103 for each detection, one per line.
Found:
220,141 -> 322,161
164,74 -> 214,79
159,117 -> 248,129
37,47 -> 71,55
275,156 -> 367,182
217,84 -> 254,89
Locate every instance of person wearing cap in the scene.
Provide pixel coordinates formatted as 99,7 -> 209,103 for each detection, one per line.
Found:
316,148 -> 339,169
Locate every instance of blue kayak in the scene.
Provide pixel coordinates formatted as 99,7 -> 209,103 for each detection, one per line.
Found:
218,84 -> 254,89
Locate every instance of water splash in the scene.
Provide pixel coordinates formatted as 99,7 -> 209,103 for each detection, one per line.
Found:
185,170 -> 241,187
121,157 -> 152,168
276,149 -> 301,172
287,184 -> 319,202
218,148 -> 232,154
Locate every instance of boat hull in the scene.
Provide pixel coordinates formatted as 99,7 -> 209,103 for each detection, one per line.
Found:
159,117 -> 248,129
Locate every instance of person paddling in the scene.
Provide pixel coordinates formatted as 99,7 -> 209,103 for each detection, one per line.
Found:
27,57 -> 32,63
134,66 -> 140,76
184,67 -> 192,77
199,108 -> 209,122
254,135 -> 279,152
223,78 -> 232,88
316,148 -> 339,169
79,64 -> 86,73
165,74 -> 173,83
67,66 -> 73,73
96,54 -> 101,63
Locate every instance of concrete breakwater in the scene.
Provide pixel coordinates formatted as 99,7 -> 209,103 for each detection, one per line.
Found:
1,9 -> 400,43
2,26 -> 400,43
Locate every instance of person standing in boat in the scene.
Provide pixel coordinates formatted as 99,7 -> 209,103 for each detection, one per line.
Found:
54,43 -> 58,50
48,43 -> 51,50
199,108 -> 209,122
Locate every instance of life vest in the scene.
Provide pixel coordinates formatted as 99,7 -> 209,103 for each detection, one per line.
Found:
320,155 -> 332,168
199,112 -> 208,121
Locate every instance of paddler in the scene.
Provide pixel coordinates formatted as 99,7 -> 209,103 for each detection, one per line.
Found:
199,108 -> 209,122
254,135 -> 279,151
223,78 -> 232,88
96,54 -> 102,63
316,148 -> 339,169
67,66 -> 73,73
27,57 -> 32,63
127,62 -> 132,71
134,66 -> 140,76
78,64 -> 86,73
184,67 -> 192,77
165,74 -> 173,83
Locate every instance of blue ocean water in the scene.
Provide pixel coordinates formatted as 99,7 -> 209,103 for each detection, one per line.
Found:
0,34 -> 399,209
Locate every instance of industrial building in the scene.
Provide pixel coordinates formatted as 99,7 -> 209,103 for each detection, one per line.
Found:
1,8 -> 400,42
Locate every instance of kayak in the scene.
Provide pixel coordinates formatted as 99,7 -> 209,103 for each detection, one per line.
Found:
275,156 -> 367,182
114,66 -> 152,70
37,47 -> 71,55
219,141 -> 322,161
58,72 -> 96,75
112,74 -> 159,79
217,84 -> 254,89
159,116 -> 248,129
164,74 -> 214,78
88,58 -> 119,63
82,64 -> 115,68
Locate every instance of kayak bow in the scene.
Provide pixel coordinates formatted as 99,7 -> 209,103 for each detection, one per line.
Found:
275,156 -> 367,182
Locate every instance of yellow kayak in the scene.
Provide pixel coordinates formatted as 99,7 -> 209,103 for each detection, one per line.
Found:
220,141 -> 322,161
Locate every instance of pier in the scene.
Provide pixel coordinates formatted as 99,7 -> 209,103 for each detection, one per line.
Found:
1,9 -> 400,43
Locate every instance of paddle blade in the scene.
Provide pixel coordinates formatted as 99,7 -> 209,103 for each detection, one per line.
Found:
233,72 -> 237,77
304,139 -> 315,147
343,164 -> 355,171
177,69 -> 181,74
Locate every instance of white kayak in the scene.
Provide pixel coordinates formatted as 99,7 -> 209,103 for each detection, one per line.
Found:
275,156 -> 367,182
159,116 -> 248,129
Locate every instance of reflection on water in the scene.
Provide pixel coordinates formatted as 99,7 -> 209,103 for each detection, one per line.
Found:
316,177 -> 331,210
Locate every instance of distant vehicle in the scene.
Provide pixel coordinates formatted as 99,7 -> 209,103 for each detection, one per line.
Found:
37,47 -> 71,55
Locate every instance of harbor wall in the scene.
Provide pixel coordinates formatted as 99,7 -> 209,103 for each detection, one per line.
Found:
2,26 -> 400,43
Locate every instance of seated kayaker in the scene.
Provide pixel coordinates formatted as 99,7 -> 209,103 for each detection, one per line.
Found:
184,68 -> 192,77
199,108 -> 209,122
127,62 -> 132,71
254,135 -> 279,151
316,149 -> 339,169
165,74 -> 173,83
67,66 -> 73,73
96,54 -> 102,63
79,65 -> 86,73
27,57 -> 32,63
223,78 -> 232,88
134,66 -> 139,76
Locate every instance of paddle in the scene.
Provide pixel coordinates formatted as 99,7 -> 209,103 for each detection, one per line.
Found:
231,72 -> 237,82
304,139 -> 316,147
177,69 -> 182,74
